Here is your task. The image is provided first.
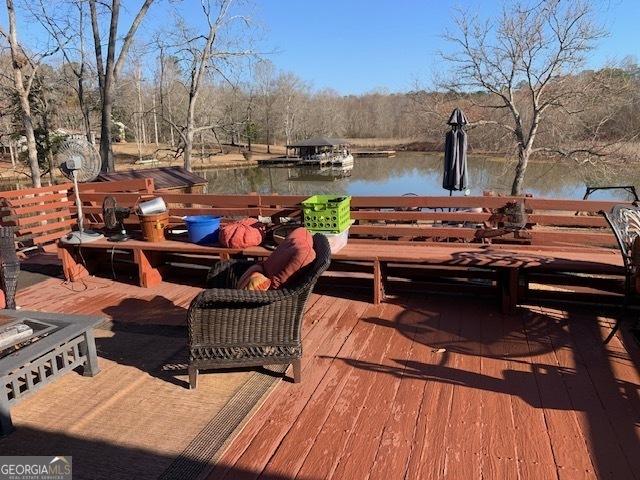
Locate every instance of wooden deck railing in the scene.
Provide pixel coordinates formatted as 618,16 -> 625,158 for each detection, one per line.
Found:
78,190 -> 626,248
0,178 -> 154,252
0,177 -> 631,252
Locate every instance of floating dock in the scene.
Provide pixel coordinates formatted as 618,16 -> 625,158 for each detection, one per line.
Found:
353,150 -> 396,157
256,157 -> 300,167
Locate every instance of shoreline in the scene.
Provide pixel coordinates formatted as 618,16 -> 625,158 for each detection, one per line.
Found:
0,140 -> 629,186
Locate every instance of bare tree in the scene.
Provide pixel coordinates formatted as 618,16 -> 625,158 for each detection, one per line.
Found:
89,0 -> 154,172
158,0 -> 253,171
1,0 -> 45,186
442,0 -> 606,194
31,0 -> 93,144
254,60 -> 277,153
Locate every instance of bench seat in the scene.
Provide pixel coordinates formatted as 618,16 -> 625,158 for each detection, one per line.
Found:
59,236 -> 623,313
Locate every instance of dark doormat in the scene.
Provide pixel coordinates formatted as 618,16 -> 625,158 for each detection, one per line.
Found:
18,253 -> 64,290
159,363 -> 287,480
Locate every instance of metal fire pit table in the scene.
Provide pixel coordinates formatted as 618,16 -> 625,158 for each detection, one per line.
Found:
0,310 -> 102,435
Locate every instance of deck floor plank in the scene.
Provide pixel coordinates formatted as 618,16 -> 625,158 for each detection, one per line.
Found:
504,309 -> 560,480
367,304 -> 442,480
210,297 -> 366,479
328,302 -> 417,479
403,301 -> 462,480
545,308 -> 636,479
521,306 -> 596,478
293,303 -> 402,480
563,310 -> 640,479
216,297 -> 374,479
440,299 -> 484,479
479,309 -> 519,480
259,304 -> 383,478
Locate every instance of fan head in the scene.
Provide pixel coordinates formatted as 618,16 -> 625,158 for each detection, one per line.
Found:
56,138 -> 101,182
103,196 -> 118,230
102,196 -> 131,230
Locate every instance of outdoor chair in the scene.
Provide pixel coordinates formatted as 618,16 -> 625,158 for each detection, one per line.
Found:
0,227 -> 19,310
186,234 -> 331,389
602,204 -> 640,343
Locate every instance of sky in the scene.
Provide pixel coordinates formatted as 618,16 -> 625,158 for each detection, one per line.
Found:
6,0 -> 640,95
144,0 -> 640,94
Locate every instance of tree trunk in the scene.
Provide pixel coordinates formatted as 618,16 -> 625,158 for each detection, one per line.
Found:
22,108 -> 41,188
97,0 -> 119,172
6,0 -> 41,187
8,141 -> 15,168
152,94 -> 159,145
79,75 -> 92,144
266,126 -> 270,153
99,88 -> 115,172
184,129 -> 194,172
42,110 -> 55,185
136,68 -> 147,144
510,147 -> 529,195
212,128 -> 223,153
78,4 -> 92,144
167,94 -> 175,147
183,93 -> 196,171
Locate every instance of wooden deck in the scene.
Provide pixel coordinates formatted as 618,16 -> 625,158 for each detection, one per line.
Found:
211,293 -> 640,480
11,273 -> 640,479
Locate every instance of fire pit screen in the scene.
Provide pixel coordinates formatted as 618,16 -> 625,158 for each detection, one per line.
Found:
0,317 -> 60,359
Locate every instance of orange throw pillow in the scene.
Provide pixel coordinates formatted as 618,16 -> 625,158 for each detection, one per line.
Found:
242,272 -> 271,291
262,227 -> 316,289
238,264 -> 265,289
219,218 -> 264,248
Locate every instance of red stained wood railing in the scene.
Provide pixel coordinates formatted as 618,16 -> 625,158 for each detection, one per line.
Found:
0,177 -> 629,252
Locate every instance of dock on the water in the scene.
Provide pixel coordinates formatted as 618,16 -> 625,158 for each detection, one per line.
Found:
353,150 -> 396,157
256,157 -> 300,167
257,157 -> 336,167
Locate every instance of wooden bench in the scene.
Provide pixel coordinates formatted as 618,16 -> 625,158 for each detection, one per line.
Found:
59,189 -> 628,311
0,179 -> 155,255
58,237 -> 242,288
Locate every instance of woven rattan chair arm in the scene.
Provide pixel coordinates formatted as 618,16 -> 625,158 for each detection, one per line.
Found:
189,285 -> 300,309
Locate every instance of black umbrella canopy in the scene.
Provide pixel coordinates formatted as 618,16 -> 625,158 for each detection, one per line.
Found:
442,108 -> 469,193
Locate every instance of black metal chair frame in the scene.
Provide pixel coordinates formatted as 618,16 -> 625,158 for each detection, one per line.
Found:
186,234 -> 331,388
602,205 -> 640,343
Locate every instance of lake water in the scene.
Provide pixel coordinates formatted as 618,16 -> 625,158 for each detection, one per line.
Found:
198,152 -> 638,201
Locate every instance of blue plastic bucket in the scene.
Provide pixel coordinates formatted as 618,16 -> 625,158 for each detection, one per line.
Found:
184,215 -> 221,244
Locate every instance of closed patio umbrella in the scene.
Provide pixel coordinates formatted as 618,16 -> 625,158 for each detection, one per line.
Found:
442,108 -> 469,195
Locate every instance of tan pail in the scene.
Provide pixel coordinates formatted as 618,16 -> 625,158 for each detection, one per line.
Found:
139,211 -> 169,242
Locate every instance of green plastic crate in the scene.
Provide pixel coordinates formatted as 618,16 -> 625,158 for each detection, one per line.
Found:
301,195 -> 351,233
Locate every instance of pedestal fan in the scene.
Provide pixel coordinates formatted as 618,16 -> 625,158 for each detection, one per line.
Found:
56,138 -> 104,245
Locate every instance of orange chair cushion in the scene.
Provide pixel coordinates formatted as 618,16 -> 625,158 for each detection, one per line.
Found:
262,227 -> 316,289
219,218 -> 264,248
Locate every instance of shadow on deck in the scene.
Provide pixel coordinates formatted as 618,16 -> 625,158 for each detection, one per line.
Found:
7,274 -> 640,479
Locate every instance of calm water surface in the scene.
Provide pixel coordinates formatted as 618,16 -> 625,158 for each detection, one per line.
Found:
198,152 -> 638,201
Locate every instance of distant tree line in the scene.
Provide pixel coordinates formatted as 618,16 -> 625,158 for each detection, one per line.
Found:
0,0 -> 637,193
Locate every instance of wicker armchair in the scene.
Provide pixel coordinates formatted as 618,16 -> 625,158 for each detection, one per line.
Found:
187,234 -> 331,388
0,227 -> 19,310
602,205 -> 640,343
